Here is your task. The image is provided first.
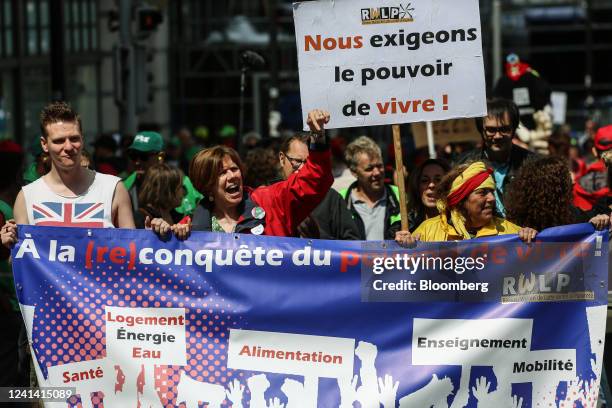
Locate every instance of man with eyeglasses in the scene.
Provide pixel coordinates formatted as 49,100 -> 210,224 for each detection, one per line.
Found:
278,134 -> 359,240
123,131 -> 202,223
458,97 -> 536,217
338,136 -> 402,241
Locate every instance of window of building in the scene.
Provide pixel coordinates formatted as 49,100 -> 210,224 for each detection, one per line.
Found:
0,71 -> 15,140
23,67 -> 51,150
40,0 -> 48,53
0,0 -> 13,57
67,64 -> 98,142
25,0 -> 41,55
65,0 -> 97,53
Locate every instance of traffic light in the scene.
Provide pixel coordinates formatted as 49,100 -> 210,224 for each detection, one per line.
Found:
136,6 -> 163,37
107,9 -> 119,32
134,45 -> 155,113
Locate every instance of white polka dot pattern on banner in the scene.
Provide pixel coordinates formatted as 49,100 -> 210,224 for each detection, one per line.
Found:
29,261 -> 246,407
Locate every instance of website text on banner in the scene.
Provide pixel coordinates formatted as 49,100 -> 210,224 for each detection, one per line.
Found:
293,0 -> 487,129
11,225 -> 607,407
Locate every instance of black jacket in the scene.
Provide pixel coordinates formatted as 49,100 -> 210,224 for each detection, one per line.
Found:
457,144 -> 537,205
310,190 -> 360,240
191,191 -> 265,234
339,183 -> 402,240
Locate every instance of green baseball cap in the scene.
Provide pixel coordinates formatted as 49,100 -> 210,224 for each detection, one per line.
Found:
219,125 -> 237,139
128,131 -> 164,153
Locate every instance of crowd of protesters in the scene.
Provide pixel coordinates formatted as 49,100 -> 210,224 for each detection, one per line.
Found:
0,97 -> 611,394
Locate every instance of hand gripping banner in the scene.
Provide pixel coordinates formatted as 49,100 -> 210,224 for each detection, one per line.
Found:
11,224 -> 608,407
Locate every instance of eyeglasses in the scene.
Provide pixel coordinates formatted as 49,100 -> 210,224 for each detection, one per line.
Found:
284,154 -> 307,169
484,126 -> 513,137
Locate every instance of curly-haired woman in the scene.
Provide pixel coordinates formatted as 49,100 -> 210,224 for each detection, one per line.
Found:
505,156 -> 609,231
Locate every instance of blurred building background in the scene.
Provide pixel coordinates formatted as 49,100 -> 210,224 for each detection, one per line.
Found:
0,0 -> 610,149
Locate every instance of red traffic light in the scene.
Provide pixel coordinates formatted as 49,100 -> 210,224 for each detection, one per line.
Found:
138,8 -> 163,32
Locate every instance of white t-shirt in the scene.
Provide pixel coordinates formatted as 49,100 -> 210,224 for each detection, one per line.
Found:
22,172 -> 120,228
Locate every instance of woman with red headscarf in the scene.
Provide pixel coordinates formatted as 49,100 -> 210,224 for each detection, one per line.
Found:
395,161 -> 537,244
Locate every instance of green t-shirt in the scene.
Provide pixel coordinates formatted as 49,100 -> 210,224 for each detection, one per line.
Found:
177,176 -> 203,215
0,199 -> 18,311
23,162 -> 40,184
0,199 -> 12,220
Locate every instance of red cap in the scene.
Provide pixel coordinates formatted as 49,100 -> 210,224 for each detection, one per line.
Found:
0,140 -> 23,154
97,163 -> 118,176
594,125 -> 612,152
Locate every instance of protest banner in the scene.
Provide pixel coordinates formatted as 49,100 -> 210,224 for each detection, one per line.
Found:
293,0 -> 487,130
12,225 -> 607,407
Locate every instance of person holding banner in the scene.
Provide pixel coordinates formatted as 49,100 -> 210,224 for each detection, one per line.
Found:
135,163 -> 192,240
189,109 -> 332,236
395,161 -> 537,245
1,101 -> 135,249
0,101 -> 137,405
505,156 -> 610,231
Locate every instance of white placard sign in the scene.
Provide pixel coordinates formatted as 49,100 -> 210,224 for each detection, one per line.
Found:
227,329 -> 355,379
293,0 -> 487,129
105,306 -> 187,365
551,91 -> 567,125
412,318 -> 533,365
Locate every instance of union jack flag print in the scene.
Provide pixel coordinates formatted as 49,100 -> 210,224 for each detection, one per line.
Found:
32,202 -> 105,227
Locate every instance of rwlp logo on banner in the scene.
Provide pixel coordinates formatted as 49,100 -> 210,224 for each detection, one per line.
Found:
361,3 -> 415,24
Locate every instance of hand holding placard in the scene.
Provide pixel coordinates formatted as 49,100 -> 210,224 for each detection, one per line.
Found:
306,109 -> 330,134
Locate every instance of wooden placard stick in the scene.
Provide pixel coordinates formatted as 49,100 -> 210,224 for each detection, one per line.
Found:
392,124 -> 409,231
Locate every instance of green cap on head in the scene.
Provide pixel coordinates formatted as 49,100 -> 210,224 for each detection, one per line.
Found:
219,125 -> 237,139
128,131 -> 164,153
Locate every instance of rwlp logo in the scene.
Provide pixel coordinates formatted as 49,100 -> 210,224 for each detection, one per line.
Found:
361,3 -> 415,25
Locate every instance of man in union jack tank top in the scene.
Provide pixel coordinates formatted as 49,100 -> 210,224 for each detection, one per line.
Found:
0,101 -> 137,405
1,101 -> 136,248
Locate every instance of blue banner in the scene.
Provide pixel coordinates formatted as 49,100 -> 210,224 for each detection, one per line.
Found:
12,224 -> 608,408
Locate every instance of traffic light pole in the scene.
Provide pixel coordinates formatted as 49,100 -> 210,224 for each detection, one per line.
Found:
49,0 -> 66,101
267,0 -> 280,138
118,0 -> 138,137
492,0 -> 502,84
